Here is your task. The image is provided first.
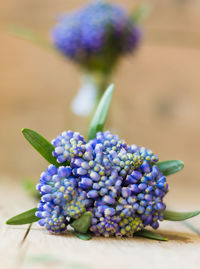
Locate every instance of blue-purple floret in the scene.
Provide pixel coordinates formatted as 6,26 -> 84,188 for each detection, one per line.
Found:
36,131 -> 168,236
52,131 -> 86,163
51,1 -> 141,65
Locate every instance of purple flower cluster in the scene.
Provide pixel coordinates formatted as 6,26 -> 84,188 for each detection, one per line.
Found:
51,1 -> 141,71
36,131 -> 168,236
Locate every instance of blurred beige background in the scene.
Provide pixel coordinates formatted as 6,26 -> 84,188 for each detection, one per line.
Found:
0,0 -> 200,204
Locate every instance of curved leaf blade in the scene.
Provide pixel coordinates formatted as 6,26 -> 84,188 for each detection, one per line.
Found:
164,210 -> 200,221
8,25 -> 53,51
71,212 -> 92,234
157,160 -> 184,176
6,208 -> 39,225
135,229 -> 168,241
183,221 -> 200,235
87,84 -> 114,141
74,232 -> 93,240
22,128 -> 69,167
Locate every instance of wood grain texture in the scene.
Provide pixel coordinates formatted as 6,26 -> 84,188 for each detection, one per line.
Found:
1,178 -> 200,269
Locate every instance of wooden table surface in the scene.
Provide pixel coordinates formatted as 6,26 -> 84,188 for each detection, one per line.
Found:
0,1 -> 200,268
1,178 -> 200,269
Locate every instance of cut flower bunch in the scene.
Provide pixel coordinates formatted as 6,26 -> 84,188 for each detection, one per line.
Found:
6,85 -> 200,241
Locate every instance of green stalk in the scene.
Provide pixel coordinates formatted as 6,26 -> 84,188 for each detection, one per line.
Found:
71,71 -> 110,117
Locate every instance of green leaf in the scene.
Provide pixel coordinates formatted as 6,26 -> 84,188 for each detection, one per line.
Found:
6,208 -> 39,225
164,210 -> 200,221
22,128 -> 69,167
21,179 -> 40,199
8,25 -> 53,51
71,212 -> 92,234
74,232 -> 93,240
87,84 -> 114,141
183,221 -> 200,235
131,4 -> 152,23
157,160 -> 184,176
135,229 -> 168,241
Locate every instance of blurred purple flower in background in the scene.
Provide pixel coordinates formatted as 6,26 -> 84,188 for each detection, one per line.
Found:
51,1 -> 141,71
51,1 -> 143,116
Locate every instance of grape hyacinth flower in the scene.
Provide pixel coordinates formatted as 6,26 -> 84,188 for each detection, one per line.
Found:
51,1 -> 143,116
35,130 -> 168,236
7,85 -> 199,241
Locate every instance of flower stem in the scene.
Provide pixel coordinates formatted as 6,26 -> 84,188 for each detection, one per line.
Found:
71,71 -> 110,117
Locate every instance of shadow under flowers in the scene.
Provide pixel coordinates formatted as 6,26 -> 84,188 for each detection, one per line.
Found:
51,229 -> 196,243
153,230 -> 192,243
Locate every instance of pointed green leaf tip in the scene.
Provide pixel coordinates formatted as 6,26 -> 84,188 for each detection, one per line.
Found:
131,4 -> 152,24
157,160 -> 184,176
87,84 -> 114,141
6,208 -> 39,225
71,212 -> 92,234
22,128 -> 69,167
135,229 -> 168,241
164,210 -> 200,221
22,179 -> 40,199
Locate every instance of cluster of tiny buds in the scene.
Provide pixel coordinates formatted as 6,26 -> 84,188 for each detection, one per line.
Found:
52,131 -> 85,163
36,130 -> 168,236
